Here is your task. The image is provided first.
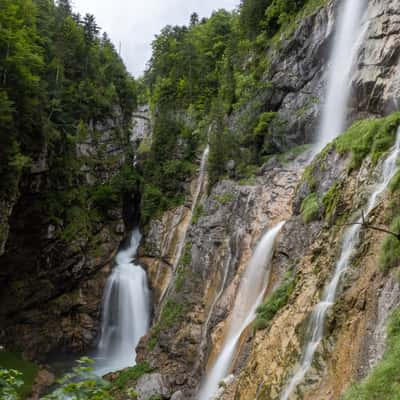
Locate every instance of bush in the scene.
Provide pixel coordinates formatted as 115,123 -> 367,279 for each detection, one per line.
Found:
335,112 -> 400,171
0,352 -> 38,399
301,193 -> 320,223
379,217 -> 400,271
254,273 -> 296,331
0,369 -> 23,400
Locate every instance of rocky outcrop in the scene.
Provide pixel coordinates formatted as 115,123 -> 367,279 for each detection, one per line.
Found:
136,150 -> 306,397
0,110 -> 141,361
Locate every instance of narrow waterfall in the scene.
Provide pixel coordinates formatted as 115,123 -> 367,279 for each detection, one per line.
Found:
314,0 -> 365,152
198,222 -> 286,400
94,228 -> 151,376
159,145 -> 210,302
280,127 -> 400,400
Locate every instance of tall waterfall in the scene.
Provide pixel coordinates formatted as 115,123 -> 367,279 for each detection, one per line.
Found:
94,228 -> 151,376
280,127 -> 400,400
198,222 -> 285,400
314,0 -> 365,152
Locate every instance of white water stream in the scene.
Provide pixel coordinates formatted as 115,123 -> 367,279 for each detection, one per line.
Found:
280,127 -> 400,400
94,228 -> 151,376
198,222 -> 286,400
314,0 -> 366,152
159,145 -> 210,303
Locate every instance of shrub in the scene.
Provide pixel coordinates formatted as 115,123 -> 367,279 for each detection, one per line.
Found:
254,273 -> 296,331
379,217 -> 400,271
335,112 -> 400,171
300,193 -> 320,223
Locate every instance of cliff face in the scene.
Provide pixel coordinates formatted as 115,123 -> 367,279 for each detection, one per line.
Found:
130,1 -> 400,399
0,110 -> 149,360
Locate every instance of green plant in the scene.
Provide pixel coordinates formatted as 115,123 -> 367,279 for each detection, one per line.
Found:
111,363 -> 153,390
0,369 -> 23,400
192,204 -> 205,225
322,181 -> 341,223
379,216 -> 400,271
254,273 -> 296,331
43,358 -> 112,400
0,351 -> 38,398
389,170 -> 400,193
300,193 -> 320,223
335,112 -> 400,171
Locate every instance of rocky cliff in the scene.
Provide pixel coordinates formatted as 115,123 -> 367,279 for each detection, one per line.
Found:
123,1 -> 400,399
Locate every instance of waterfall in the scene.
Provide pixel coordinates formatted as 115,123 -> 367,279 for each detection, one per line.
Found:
198,222 -> 286,400
314,0 -> 365,152
159,145 -> 210,302
280,127 -> 400,400
94,228 -> 151,376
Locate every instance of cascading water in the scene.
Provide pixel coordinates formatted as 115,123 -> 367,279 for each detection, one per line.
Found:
280,127 -> 400,400
198,222 -> 286,400
159,145 -> 210,302
94,228 -> 151,376
314,0 -> 365,152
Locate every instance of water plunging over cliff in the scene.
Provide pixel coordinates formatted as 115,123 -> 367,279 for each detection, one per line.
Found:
314,0 -> 365,152
198,222 -> 285,400
94,228 -> 151,376
280,127 -> 400,400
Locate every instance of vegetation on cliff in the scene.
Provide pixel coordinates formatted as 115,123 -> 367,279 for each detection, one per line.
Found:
0,0 -> 138,248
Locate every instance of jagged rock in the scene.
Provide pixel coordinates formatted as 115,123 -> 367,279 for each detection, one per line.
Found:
170,391 -> 184,400
135,373 -> 170,400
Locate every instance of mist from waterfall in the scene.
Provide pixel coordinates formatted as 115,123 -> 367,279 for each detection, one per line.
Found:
94,228 -> 151,376
198,222 -> 285,400
280,128 -> 400,400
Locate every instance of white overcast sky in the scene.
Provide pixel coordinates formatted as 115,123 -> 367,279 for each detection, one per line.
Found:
72,0 -> 239,77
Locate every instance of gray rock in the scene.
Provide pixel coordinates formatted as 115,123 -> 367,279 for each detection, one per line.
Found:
135,373 -> 170,400
170,391 -> 184,400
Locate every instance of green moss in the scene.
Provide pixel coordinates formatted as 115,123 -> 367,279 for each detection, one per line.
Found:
334,112 -> 400,171
342,307 -> 400,400
254,273 -> 296,332
301,193 -> 320,223
192,204 -> 205,225
0,351 -> 39,398
214,192 -> 234,205
147,300 -> 186,350
322,181 -> 341,223
111,362 -> 153,391
389,170 -> 400,193
379,217 -> 400,271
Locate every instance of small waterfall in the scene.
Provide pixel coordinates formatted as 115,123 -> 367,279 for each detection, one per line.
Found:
198,222 -> 286,400
94,228 -> 151,376
159,145 -> 210,302
314,0 -> 365,152
280,127 -> 400,400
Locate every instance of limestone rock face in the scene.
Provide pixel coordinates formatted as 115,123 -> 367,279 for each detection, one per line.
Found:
135,373 -> 171,400
0,110 -> 142,360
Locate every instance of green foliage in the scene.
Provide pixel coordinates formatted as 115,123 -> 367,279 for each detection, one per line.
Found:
0,369 -> 23,400
389,170 -> 400,193
111,363 -> 153,390
148,300 -> 186,350
0,0 -> 138,246
334,112 -> 400,171
323,181 -> 341,223
43,357 -> 112,400
254,273 -> 296,331
379,217 -> 400,272
214,193 -> 235,205
342,307 -> 400,400
0,351 -> 39,398
192,203 -> 205,225
301,193 -> 320,223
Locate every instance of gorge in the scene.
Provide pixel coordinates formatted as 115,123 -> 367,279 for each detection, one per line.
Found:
1,0 -> 400,400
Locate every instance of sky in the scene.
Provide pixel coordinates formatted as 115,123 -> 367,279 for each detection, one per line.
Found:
72,0 -> 239,77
